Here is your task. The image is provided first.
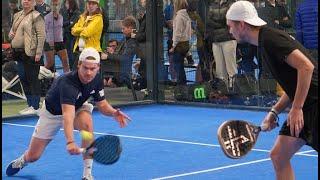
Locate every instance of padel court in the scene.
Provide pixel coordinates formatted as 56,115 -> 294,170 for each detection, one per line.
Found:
2,104 -> 318,179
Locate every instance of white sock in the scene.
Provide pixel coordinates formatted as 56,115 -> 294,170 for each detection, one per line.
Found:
83,159 -> 93,177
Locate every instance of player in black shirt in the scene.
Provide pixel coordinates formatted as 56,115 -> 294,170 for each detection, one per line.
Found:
6,48 -> 131,180
226,1 -> 318,179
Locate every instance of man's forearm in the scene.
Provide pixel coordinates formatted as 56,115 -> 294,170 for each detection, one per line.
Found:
63,114 -> 75,143
273,93 -> 291,113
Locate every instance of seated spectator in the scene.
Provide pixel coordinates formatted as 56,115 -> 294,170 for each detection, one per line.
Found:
101,39 -> 118,86
100,16 -> 138,87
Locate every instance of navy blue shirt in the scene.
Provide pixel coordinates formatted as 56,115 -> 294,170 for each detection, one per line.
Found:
45,71 -> 105,115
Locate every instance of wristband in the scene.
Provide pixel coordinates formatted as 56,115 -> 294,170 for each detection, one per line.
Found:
269,109 -> 279,123
270,108 -> 279,115
66,141 -> 74,145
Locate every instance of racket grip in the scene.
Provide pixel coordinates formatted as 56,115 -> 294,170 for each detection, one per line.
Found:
79,148 -> 86,154
260,124 -> 268,131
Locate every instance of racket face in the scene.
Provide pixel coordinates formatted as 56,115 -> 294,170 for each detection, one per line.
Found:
217,120 -> 260,159
91,135 -> 122,165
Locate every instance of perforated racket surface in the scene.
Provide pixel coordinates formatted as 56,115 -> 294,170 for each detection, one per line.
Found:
81,135 -> 122,165
217,120 -> 262,159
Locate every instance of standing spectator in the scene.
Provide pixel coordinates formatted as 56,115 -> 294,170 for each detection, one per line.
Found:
100,16 -> 138,88
60,0 -> 81,71
3,0 -> 21,43
71,0 -> 103,69
35,0 -> 51,17
206,0 -> 237,88
44,0 -> 70,73
258,0 -> 292,31
8,0 -> 21,30
258,0 -> 292,95
169,0 -> 192,85
295,0 -> 318,61
9,0 -> 46,115
164,0 -> 177,84
187,0 -> 210,82
131,0 -> 147,89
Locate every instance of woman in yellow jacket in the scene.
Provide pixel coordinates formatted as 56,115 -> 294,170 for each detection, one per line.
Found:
71,0 -> 103,70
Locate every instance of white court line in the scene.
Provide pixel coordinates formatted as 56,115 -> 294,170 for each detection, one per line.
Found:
151,149 -> 316,180
3,122 -> 318,158
151,158 -> 272,180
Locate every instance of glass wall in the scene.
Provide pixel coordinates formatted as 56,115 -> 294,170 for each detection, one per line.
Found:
1,0 -> 314,117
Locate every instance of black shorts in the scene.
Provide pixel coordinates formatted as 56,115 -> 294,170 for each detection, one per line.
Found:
279,100 -> 318,151
44,42 -> 66,52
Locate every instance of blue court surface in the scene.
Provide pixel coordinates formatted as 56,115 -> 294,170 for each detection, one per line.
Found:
2,104 -> 318,179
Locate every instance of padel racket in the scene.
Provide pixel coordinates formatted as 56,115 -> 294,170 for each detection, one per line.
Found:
80,135 -> 122,165
217,120 -> 269,159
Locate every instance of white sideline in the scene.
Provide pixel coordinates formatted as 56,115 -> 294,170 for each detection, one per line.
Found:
3,122 -> 317,158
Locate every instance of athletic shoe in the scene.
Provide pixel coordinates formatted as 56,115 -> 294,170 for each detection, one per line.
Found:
19,107 -> 38,115
6,155 -> 27,176
82,174 -> 94,180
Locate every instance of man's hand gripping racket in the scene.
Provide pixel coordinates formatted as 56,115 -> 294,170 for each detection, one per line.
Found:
217,117 -> 279,159
80,135 -> 122,165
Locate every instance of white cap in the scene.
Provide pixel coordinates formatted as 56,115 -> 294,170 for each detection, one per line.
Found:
226,1 -> 267,26
79,47 -> 100,64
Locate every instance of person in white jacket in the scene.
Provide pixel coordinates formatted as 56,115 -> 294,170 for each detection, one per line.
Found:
169,0 -> 192,85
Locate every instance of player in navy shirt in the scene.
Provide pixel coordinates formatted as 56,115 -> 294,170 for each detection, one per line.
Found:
226,1 -> 318,179
6,48 -> 131,180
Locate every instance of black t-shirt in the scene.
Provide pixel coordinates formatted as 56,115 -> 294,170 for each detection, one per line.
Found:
44,71 -> 105,115
258,26 -> 318,104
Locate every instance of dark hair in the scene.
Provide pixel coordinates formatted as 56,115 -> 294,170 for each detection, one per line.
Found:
65,0 -> 79,11
122,16 -> 137,29
108,39 -> 118,45
9,0 -> 18,3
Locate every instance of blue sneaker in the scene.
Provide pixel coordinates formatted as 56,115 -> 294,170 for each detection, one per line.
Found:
6,155 -> 27,176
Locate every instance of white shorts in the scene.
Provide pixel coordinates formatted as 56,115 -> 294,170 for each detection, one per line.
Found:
32,101 -> 94,140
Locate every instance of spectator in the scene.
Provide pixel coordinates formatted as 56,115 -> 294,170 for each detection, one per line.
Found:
8,0 -> 21,30
206,0 -> 237,88
100,16 -> 138,88
35,0 -> 51,17
131,0 -> 147,89
71,0 -> 103,69
44,0 -> 70,73
9,0 -> 46,115
258,0 -> 292,31
295,0 -> 318,61
164,0 -> 177,84
187,0 -> 210,82
258,0 -> 292,95
169,0 -> 192,85
60,0 -> 81,71
101,39 -> 118,86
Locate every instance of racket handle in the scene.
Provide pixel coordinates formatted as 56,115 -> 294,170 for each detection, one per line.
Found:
79,148 -> 86,153
260,124 -> 268,131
